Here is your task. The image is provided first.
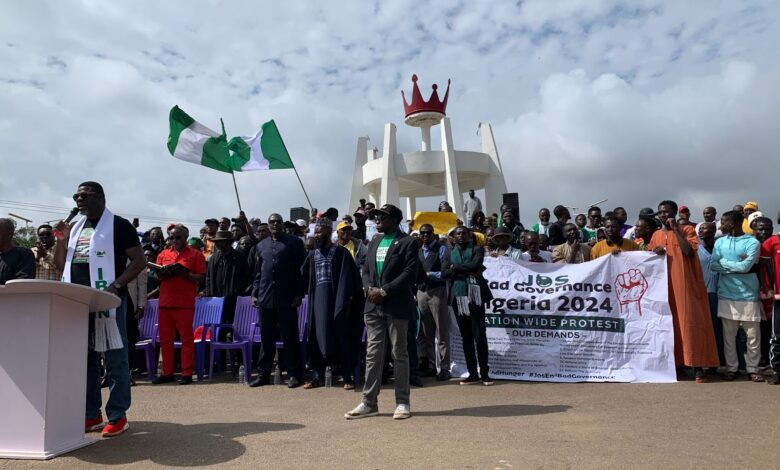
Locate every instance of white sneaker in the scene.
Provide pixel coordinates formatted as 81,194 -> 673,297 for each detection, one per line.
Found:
344,403 -> 378,420
393,404 -> 411,420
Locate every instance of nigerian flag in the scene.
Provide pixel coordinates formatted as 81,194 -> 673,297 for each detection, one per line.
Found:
167,106 -> 294,173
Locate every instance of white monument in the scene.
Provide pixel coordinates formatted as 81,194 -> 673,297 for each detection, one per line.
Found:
348,74 -> 508,220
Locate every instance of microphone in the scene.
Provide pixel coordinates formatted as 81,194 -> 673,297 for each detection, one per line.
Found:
53,207 -> 80,239
64,207 -> 79,224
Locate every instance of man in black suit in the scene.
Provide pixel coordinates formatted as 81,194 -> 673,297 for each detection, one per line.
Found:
345,204 -> 419,420
250,213 -> 307,388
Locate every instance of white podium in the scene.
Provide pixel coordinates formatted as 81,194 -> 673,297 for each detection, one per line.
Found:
0,280 -> 120,460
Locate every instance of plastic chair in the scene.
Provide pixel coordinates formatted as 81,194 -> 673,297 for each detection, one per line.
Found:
180,296 -> 224,381
206,296 -> 258,383
134,299 -> 159,381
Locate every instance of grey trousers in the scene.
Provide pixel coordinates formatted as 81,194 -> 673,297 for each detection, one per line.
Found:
416,286 -> 451,371
362,311 -> 410,408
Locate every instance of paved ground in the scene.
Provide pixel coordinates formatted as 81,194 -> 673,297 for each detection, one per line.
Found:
6,371 -> 779,469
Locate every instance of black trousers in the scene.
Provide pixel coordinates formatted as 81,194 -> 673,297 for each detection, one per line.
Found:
455,303 -> 490,379
258,307 -> 302,379
308,314 -> 360,383
771,301 -> 780,373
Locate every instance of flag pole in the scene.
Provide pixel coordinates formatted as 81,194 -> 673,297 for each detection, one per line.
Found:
273,120 -> 314,211
231,171 -> 243,212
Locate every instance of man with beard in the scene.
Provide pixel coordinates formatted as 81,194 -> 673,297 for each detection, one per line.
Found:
649,200 -> 719,383
552,223 -> 591,264
591,216 -> 639,258
302,219 -> 363,389
531,208 -> 551,237
633,215 -> 658,251
153,225 -> 207,386
54,182 -> 145,437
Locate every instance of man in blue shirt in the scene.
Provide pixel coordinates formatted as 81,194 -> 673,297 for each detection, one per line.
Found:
416,224 -> 451,381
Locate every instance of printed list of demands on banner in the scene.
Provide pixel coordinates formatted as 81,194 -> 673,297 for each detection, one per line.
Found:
449,254 -> 676,383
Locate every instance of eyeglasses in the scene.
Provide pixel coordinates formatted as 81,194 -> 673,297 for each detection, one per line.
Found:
268,219 -> 283,224
72,192 -> 96,201
169,235 -> 183,241
374,213 -> 387,220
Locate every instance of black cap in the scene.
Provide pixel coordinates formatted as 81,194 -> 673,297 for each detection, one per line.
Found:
204,218 -> 219,225
638,208 -> 656,217
492,226 -> 513,239
369,204 -> 403,222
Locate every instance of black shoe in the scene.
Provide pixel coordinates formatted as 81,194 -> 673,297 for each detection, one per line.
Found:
420,368 -> 437,378
287,377 -> 302,388
768,373 -> 780,385
249,375 -> 269,388
409,376 -> 424,388
178,376 -> 193,385
459,375 -> 480,385
436,370 -> 452,381
151,375 -> 176,385
130,377 -> 137,387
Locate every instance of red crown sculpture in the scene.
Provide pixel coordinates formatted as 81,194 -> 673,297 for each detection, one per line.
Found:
401,74 -> 451,118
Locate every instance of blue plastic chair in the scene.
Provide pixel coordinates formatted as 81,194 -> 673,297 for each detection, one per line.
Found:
135,299 -> 159,381
206,296 -> 258,383
180,296 -> 224,381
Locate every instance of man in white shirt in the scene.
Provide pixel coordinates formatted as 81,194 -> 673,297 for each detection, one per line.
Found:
463,189 -> 482,228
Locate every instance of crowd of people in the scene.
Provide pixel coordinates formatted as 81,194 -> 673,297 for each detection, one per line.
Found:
0,181 -> 778,433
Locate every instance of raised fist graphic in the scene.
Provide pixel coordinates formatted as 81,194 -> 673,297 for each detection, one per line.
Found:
614,268 -> 648,316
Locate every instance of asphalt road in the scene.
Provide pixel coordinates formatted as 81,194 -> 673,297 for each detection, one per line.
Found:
5,372 -> 779,469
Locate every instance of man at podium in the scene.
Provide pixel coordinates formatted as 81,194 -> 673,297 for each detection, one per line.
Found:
55,182 -> 145,438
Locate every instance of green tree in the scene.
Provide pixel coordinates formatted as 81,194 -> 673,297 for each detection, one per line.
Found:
13,226 -> 38,249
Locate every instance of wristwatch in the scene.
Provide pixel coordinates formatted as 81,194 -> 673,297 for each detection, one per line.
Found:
379,288 -> 387,297
111,281 -> 123,290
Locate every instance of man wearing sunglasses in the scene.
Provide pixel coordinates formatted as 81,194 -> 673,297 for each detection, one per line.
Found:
54,181 -> 145,437
152,225 -> 206,386
250,213 -> 307,388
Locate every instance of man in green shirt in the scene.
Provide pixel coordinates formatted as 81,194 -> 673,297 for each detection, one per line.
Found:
345,204 -> 419,421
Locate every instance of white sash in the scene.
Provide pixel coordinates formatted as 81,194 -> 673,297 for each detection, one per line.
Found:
62,208 -> 124,352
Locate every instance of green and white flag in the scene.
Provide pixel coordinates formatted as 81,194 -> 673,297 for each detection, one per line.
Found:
167,106 -> 294,173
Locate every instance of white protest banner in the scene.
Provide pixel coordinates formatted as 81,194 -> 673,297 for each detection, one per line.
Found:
449,252 -> 676,383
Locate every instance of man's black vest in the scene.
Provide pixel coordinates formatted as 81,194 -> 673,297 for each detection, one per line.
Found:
418,242 -> 446,290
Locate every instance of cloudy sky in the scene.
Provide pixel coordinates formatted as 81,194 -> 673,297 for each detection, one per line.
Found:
1,0 -> 778,229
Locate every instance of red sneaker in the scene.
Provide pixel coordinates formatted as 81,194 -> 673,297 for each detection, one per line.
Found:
85,415 -> 105,433
102,418 -> 129,437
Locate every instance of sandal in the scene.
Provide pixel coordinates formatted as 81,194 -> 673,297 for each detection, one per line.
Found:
343,382 -> 355,391
749,373 -> 765,383
303,379 -> 321,389
694,369 -> 709,384
722,372 -> 736,381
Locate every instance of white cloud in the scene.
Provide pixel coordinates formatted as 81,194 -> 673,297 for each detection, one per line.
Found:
1,0 -> 779,229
